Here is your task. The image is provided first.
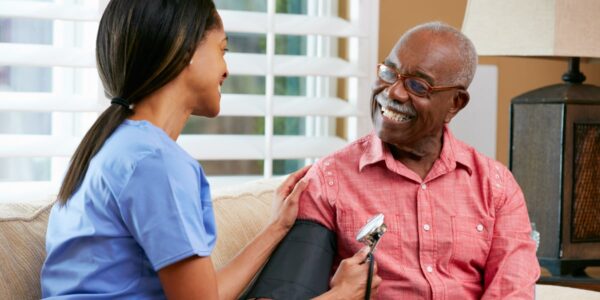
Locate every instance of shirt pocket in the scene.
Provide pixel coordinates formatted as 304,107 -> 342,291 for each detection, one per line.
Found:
450,216 -> 493,282
337,210 -> 401,278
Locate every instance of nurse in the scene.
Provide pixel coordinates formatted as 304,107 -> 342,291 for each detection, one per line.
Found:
40,0 -> 379,299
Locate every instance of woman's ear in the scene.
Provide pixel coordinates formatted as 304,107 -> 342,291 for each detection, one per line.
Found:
444,90 -> 470,123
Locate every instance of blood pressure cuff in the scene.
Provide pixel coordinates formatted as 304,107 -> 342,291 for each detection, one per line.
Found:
241,220 -> 337,300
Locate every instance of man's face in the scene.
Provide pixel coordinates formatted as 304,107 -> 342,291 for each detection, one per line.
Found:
371,32 -> 466,150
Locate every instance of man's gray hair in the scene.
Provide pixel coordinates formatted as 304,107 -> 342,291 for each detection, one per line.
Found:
400,21 -> 478,88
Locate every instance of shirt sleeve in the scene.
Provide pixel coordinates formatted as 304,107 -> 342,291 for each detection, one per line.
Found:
482,166 -> 540,299
297,163 -> 337,231
115,150 -> 216,271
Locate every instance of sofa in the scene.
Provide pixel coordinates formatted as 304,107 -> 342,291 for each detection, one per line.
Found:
1,177 -> 599,299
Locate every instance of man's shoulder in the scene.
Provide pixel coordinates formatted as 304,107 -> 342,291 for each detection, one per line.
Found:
451,136 -> 510,175
450,136 -> 523,211
315,134 -> 373,167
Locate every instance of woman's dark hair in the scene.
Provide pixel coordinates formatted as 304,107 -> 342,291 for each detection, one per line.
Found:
57,0 -> 221,204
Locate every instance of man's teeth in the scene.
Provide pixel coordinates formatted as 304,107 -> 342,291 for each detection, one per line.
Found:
381,106 -> 413,122
218,85 -> 221,93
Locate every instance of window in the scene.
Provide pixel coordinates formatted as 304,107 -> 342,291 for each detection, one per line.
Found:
0,0 -> 379,202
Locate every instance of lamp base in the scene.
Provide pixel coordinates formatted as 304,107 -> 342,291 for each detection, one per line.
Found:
510,82 -> 600,276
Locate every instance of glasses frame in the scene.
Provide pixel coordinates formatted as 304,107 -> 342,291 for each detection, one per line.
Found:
376,63 -> 465,97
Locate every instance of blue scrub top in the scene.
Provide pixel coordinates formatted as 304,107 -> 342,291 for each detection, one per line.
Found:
41,119 -> 216,299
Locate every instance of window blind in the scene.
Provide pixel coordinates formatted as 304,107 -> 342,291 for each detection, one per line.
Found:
0,0 -> 380,202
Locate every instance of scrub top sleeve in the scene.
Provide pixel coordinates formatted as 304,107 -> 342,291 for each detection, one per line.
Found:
116,151 -> 217,271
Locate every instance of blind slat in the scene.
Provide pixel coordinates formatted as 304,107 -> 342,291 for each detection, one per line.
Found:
0,43 -> 94,67
0,1 -> 98,22
0,4 -> 362,37
0,135 -> 79,157
220,95 -> 364,117
0,134 -> 347,159
227,53 -> 365,77
179,135 -> 348,159
0,92 -> 103,112
221,10 -> 363,37
0,92 -> 362,117
0,182 -> 57,203
0,44 -> 364,77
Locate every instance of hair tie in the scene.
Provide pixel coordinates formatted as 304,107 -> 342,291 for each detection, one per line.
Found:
111,97 -> 130,108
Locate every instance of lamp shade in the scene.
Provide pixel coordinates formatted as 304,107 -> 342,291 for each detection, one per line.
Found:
462,0 -> 600,58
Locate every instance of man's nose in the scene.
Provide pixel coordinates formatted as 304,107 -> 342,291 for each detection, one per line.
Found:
387,79 -> 410,103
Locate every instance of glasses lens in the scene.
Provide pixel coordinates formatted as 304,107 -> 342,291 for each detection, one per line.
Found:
378,65 -> 397,84
405,77 -> 429,96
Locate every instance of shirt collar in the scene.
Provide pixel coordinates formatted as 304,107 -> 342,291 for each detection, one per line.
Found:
358,126 -> 473,176
358,132 -> 385,172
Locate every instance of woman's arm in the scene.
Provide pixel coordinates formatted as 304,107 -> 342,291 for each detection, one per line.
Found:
158,255 -> 219,299
215,165 -> 310,299
157,167 -> 309,300
158,246 -> 382,300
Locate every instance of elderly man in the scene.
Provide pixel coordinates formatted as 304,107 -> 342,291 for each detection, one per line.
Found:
297,22 -> 540,299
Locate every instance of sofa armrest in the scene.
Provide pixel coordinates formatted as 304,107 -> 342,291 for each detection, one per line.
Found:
535,284 -> 600,299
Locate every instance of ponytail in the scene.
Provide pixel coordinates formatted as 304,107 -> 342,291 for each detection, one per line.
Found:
56,0 -> 220,204
57,104 -> 132,204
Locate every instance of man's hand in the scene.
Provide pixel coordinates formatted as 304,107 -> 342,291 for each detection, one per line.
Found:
326,247 -> 382,300
270,165 -> 311,231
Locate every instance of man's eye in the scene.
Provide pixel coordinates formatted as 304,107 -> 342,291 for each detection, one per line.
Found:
379,69 -> 396,83
406,78 -> 428,94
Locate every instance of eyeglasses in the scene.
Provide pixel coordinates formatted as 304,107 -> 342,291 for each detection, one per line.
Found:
377,63 -> 464,97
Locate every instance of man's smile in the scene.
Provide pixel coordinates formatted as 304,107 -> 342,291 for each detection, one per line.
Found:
375,92 -> 416,124
381,106 -> 415,123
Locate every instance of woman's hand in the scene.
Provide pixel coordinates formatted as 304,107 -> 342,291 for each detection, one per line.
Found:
270,165 -> 311,231
326,247 -> 382,300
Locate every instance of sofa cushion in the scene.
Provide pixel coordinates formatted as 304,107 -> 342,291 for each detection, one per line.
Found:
0,200 -> 54,300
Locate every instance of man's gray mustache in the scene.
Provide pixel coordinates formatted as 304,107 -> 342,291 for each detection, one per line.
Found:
375,93 -> 417,116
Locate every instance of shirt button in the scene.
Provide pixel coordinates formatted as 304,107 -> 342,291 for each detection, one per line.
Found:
476,224 -> 484,232
426,265 -> 433,273
328,181 -> 334,186
324,161 -> 330,166
421,183 -> 427,190
326,171 -> 332,176
423,224 -> 431,231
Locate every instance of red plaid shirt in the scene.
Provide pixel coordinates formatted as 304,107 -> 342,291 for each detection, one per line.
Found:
298,127 -> 540,299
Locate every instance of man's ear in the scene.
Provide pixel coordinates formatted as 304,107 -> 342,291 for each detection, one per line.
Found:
444,90 -> 470,123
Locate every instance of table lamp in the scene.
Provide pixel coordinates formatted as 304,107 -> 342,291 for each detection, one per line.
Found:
462,0 -> 600,276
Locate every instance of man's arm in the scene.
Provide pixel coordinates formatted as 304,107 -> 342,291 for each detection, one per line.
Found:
244,164 -> 381,299
481,167 -> 540,299
297,163 -> 336,229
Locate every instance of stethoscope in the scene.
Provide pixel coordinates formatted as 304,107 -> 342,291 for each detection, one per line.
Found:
356,213 -> 387,300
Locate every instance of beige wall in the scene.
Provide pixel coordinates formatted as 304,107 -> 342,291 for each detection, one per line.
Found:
379,0 -> 600,164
